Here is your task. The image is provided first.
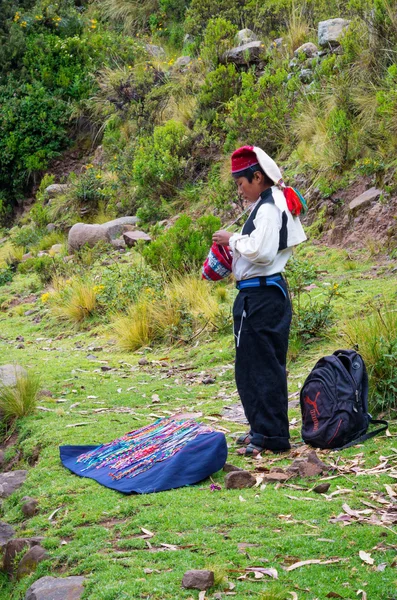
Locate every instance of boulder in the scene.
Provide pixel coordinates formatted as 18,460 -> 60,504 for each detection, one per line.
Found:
123,231 -> 151,247
44,184 -> 70,199
235,28 -> 258,45
0,471 -> 28,498
101,217 -> 139,239
0,364 -> 27,387
223,40 -> 265,65
68,223 -> 110,252
182,570 -> 214,591
110,238 -> 126,250
318,18 -> 351,47
294,42 -> 318,58
349,187 -> 382,212
16,545 -> 47,580
145,44 -> 166,58
174,56 -> 192,70
0,522 -> 15,550
269,37 -> 284,52
224,470 -> 256,489
25,576 -> 85,600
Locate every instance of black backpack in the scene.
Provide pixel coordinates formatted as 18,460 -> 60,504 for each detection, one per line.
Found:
300,349 -> 388,450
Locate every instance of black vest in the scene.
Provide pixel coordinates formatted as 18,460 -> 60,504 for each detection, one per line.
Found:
242,188 -> 288,251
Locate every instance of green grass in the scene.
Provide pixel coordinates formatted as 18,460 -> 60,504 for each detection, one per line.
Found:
0,244 -> 396,599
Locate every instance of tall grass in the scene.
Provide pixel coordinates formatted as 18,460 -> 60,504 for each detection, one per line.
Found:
50,279 -> 98,323
342,303 -> 397,414
112,276 -> 227,351
0,370 -> 40,420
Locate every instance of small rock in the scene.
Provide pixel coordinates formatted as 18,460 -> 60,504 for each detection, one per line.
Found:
299,68 -> 314,83
312,482 -> 331,494
294,42 -> 318,58
224,470 -> 256,489
25,575 -> 85,600
3,539 -> 30,576
100,366 -> 112,372
24,310 -> 36,316
182,569 -> 215,591
44,184 -> 70,199
138,357 -> 149,366
21,498 -> 39,518
0,470 -> 28,498
349,187 -> 382,212
235,28 -> 258,45
223,463 -> 243,473
174,56 -> 192,70
86,354 -> 97,360
110,238 -> 126,250
223,40 -> 265,65
49,244 -> 63,255
202,377 -> 215,385
40,389 -> 53,398
318,18 -> 351,47
123,230 -> 151,247
145,44 -> 166,58
16,545 -> 47,580
183,33 -> 194,46
0,522 -> 15,549
262,471 -> 290,483
46,223 -> 56,232
21,253 -> 33,262
16,344 -> 25,349
15,336 -> 24,342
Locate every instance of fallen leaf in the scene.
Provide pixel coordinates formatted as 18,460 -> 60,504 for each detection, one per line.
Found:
288,593 -> 298,600
384,484 -> 396,499
376,563 -> 387,572
199,592 -> 206,600
285,558 -> 342,572
87,395 -> 98,399
245,567 -> 278,579
239,495 -> 246,502
140,528 -> 154,538
356,590 -> 367,600
151,394 -> 160,403
359,551 -> 374,565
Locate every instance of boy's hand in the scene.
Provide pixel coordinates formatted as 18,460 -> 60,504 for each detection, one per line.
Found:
212,230 -> 232,246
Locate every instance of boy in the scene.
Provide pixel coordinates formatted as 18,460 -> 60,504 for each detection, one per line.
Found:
212,146 -> 306,455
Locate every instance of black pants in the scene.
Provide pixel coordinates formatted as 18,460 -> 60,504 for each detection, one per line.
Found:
233,278 -> 292,451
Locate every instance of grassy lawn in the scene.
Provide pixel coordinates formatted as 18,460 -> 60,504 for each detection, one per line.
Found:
0,244 -> 396,599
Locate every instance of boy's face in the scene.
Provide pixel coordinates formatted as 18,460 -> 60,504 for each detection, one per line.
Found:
234,172 -> 266,204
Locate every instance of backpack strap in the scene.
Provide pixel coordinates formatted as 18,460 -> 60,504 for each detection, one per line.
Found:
333,417 -> 389,450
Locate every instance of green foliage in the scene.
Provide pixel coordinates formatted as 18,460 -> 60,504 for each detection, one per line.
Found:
342,302 -> 397,414
0,266 -> 13,287
11,225 -> 43,251
200,18 -> 237,68
133,120 -> 193,222
197,64 -> 241,123
143,214 -> 221,274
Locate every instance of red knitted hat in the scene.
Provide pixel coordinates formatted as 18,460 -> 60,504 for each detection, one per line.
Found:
231,146 -> 259,174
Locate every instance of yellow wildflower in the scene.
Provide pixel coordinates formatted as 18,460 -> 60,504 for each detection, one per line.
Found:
21,21 -> 27,27
41,293 -> 50,303
93,285 -> 105,294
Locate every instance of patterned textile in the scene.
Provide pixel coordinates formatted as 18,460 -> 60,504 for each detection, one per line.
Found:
202,243 -> 232,281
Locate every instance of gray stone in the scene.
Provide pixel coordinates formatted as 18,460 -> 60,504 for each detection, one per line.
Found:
318,18 -> 351,47
44,184 -> 70,199
123,231 -> 151,247
262,471 -> 290,483
224,470 -> 256,489
223,40 -> 265,65
16,545 -> 47,580
299,68 -> 314,83
0,522 -> 15,549
37,251 -> 48,258
2,538 -> 43,576
269,37 -> 284,52
145,44 -> 166,58
223,463 -> 243,473
235,28 -> 258,45
183,34 -> 194,46
0,364 -> 27,387
21,498 -> 39,518
25,575 -> 85,600
349,187 -> 382,211
68,223 -> 110,252
49,244 -> 63,255
110,238 -> 126,250
294,42 -> 318,58
312,482 -> 331,494
174,56 -> 192,70
182,570 -> 214,591
46,223 -> 56,232
101,216 -> 139,239
0,470 -> 27,498
0,450 -> 4,468
22,253 -> 33,262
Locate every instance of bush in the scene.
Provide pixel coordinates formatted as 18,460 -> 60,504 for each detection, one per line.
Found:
143,214 -> 221,274
197,64 -> 241,123
200,18 -> 237,68
0,368 -> 40,420
11,226 -> 44,251
0,266 -> 13,287
342,303 -> 397,414
50,278 -> 99,323
133,120 -> 193,222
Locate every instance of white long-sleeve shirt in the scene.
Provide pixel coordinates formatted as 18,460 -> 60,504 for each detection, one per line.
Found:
229,186 -> 306,281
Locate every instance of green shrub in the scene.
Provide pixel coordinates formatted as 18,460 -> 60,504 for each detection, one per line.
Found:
0,266 -> 13,287
197,64 -> 241,123
143,214 -> 221,274
133,120 -> 193,222
11,226 -> 44,251
200,18 -> 237,68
